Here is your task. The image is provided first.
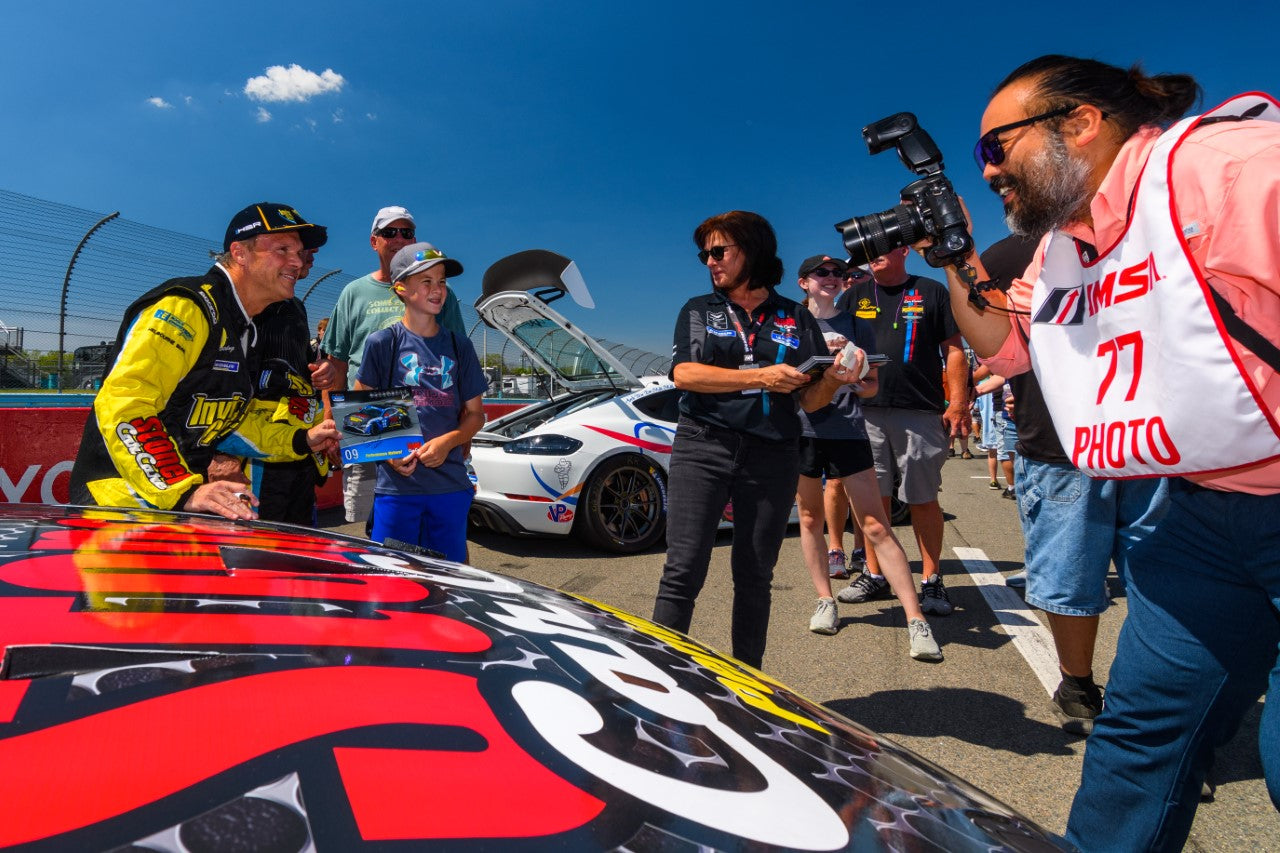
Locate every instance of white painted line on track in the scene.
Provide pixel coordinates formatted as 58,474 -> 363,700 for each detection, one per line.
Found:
952,547 -> 1060,696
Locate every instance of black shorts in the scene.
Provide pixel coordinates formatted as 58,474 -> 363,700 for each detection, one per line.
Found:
797,437 -> 874,480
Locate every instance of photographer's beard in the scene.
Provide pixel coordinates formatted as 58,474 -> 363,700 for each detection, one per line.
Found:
989,129 -> 1092,238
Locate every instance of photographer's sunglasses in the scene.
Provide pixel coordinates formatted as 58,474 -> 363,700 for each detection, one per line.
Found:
973,104 -> 1080,169
378,227 -> 416,239
698,244 -> 737,264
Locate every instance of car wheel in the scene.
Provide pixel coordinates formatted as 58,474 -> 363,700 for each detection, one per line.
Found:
576,454 -> 667,553
890,495 -> 911,526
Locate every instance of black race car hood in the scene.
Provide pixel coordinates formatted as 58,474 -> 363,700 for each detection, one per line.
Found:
0,505 -> 1068,851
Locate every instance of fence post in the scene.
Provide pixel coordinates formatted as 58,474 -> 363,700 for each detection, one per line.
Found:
58,211 -> 120,391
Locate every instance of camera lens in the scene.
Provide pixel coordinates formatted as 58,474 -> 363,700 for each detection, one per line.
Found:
836,204 -> 924,267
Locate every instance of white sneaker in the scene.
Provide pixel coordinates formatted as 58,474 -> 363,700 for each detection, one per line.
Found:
909,618 -> 943,661
809,597 -> 838,635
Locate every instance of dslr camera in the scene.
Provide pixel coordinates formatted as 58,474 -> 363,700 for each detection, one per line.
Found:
835,112 -> 972,268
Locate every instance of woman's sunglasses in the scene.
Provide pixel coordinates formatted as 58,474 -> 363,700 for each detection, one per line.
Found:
698,244 -> 737,264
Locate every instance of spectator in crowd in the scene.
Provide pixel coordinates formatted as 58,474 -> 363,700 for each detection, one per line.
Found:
652,211 -> 858,669
943,55 -> 1278,850
319,206 -> 466,526
836,246 -> 970,616
972,363 -> 1011,491
793,254 -> 942,661
70,203 -> 339,520
353,242 -> 485,561
999,382 -> 1017,499
232,288 -> 330,524
312,316 -> 329,355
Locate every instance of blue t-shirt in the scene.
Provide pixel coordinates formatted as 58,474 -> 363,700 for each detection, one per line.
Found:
357,322 -> 487,495
797,313 -> 877,440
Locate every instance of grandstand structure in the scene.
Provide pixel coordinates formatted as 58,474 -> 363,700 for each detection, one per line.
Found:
0,189 -> 670,393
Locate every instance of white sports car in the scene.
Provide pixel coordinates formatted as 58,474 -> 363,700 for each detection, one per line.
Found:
468,251 -> 681,553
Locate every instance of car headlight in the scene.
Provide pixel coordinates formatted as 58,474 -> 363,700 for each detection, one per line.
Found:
502,434 -> 583,455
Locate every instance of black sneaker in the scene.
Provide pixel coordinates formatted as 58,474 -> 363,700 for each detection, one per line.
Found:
837,572 -> 892,604
1052,674 -> 1103,735
919,576 -> 953,616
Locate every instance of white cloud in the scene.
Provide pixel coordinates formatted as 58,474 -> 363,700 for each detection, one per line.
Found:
332,108 -> 344,124
184,95 -> 193,106
244,64 -> 345,103
146,97 -> 172,109
255,107 -> 272,123
366,112 -> 377,121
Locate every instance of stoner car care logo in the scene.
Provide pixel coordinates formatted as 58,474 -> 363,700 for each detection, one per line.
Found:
115,417 -> 189,489
186,393 -> 249,445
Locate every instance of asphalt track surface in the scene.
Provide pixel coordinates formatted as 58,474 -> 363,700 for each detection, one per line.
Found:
322,455 -> 1277,851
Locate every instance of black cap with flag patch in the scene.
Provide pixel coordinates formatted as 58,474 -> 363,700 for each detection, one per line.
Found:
223,203 -> 328,251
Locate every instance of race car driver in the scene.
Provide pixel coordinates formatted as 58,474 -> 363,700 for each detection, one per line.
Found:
70,203 -> 340,520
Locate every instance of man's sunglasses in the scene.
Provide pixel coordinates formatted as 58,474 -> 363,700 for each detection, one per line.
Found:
972,104 -> 1080,169
377,227 -> 416,239
845,268 -> 871,281
807,268 -> 844,279
698,244 -> 737,264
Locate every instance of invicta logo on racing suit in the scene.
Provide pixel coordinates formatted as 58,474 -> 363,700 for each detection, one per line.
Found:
116,417 -> 189,490
186,393 -> 250,446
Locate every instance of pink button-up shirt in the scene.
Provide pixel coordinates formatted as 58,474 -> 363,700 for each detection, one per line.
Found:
986,118 -> 1280,494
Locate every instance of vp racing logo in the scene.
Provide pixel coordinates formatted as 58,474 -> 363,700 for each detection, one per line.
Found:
186,393 -> 249,445
115,417 -> 189,490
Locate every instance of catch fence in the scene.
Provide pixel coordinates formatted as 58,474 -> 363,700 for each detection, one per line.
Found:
0,189 -> 669,394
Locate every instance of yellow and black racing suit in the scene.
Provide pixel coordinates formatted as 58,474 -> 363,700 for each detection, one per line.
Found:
70,265 -> 311,511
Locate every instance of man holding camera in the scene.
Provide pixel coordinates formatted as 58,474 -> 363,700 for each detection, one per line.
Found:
935,54 -> 1280,851
835,247 -> 969,615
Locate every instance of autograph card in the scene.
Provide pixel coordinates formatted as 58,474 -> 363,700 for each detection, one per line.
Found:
330,388 -> 422,466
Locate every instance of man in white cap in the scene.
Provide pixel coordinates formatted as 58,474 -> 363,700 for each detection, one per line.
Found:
319,205 -> 465,524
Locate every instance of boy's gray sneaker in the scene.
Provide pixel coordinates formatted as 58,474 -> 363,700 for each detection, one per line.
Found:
909,618 -> 943,661
837,572 -> 891,604
809,597 -> 838,635
919,576 -> 954,616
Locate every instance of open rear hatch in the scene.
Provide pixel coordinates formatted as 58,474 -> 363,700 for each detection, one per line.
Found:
474,250 -> 642,394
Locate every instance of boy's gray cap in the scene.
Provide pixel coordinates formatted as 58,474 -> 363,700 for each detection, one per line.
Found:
391,242 -> 463,283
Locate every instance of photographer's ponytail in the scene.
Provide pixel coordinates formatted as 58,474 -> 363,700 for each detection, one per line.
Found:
995,55 -> 1203,140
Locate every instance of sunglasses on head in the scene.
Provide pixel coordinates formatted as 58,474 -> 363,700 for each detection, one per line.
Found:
807,267 -> 843,279
378,227 -> 416,239
972,104 -> 1080,169
698,244 -> 737,264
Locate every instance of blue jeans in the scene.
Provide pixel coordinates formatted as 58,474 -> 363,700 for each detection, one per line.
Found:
1015,456 -> 1169,617
652,418 -> 799,669
369,489 -> 473,562
1066,478 -> 1280,852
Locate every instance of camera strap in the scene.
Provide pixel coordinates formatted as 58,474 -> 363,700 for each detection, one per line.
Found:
1208,287 -> 1280,375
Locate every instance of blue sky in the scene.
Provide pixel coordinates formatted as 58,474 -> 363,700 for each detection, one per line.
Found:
2,1 -> 1277,355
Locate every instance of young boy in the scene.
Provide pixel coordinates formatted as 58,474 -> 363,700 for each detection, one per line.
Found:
354,242 -> 486,561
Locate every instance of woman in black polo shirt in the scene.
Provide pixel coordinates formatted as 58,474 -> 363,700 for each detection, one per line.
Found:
652,211 -> 858,669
